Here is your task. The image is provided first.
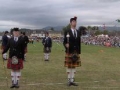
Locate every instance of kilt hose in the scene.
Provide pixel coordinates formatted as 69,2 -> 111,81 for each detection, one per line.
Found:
65,53 -> 81,68
43,47 -> 51,53
7,58 -> 23,70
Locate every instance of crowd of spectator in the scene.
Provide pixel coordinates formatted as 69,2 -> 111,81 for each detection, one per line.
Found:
81,35 -> 120,47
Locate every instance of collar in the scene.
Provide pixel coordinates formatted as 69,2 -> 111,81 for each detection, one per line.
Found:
71,28 -> 76,32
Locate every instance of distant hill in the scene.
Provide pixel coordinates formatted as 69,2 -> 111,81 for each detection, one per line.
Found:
99,26 -> 120,31
42,26 -> 64,31
1,26 -> 119,33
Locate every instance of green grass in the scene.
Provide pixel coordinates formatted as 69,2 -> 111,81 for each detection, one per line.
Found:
0,42 -> 120,90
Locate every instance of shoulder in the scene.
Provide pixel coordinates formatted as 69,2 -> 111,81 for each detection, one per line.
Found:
64,29 -> 71,34
43,37 -> 46,39
9,37 -> 13,42
19,36 -> 24,41
25,36 -> 28,38
48,37 -> 51,39
77,29 -> 80,33
2,35 -> 7,38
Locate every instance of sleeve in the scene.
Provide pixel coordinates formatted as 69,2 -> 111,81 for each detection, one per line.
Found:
42,38 -> 45,45
24,36 -> 29,47
22,38 -> 26,52
26,36 -> 29,43
50,38 -> 52,47
2,39 -> 10,54
63,31 -> 68,47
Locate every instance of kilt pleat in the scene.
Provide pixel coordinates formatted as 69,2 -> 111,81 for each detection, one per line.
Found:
64,53 -> 81,68
7,58 -> 23,70
43,47 -> 51,53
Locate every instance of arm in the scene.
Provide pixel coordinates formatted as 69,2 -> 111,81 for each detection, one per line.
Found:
50,38 -> 52,48
63,31 -> 68,48
42,38 -> 45,45
2,39 -> 10,54
26,36 -> 29,44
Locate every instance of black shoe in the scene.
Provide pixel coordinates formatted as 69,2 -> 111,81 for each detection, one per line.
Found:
45,59 -> 49,61
3,58 -> 7,60
15,85 -> 20,88
71,82 -> 78,86
10,85 -> 15,88
67,82 -> 72,86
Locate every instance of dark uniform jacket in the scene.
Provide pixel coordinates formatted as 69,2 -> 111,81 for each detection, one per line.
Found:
42,37 -> 52,48
21,35 -> 29,47
2,35 -> 9,47
63,29 -> 81,54
2,36 -> 25,59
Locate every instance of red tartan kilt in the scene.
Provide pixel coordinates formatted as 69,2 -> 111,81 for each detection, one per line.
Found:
24,47 -> 28,54
7,58 -> 23,70
64,53 -> 81,68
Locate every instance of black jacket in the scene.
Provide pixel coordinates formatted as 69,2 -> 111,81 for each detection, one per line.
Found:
2,36 -> 25,59
2,35 -> 9,47
63,29 -> 81,54
42,37 -> 52,48
20,35 -> 29,47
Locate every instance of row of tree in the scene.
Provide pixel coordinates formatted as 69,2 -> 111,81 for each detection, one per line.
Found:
62,24 -> 120,36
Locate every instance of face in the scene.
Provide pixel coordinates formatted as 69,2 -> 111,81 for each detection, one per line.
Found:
45,34 -> 49,37
70,20 -> 77,27
13,31 -> 20,37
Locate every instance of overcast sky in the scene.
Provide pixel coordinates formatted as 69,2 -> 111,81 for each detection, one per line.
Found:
0,0 -> 120,31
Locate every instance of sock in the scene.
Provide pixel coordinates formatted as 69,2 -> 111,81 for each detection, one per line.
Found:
15,71 -> 21,85
11,71 -> 16,85
46,53 -> 49,60
24,54 -> 26,60
44,53 -> 47,60
71,69 -> 76,82
66,68 -> 72,82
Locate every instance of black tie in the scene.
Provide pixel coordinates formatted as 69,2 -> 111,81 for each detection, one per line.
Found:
74,30 -> 76,38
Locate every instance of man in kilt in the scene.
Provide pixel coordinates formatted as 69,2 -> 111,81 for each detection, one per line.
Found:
2,28 -> 25,88
63,16 -> 81,86
1,31 -> 9,60
42,32 -> 52,61
20,32 -> 29,61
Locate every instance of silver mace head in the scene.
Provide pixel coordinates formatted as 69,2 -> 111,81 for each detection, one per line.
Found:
66,33 -> 70,38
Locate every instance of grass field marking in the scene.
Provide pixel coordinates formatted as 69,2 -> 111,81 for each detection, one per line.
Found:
83,87 -> 119,89
0,82 -> 119,89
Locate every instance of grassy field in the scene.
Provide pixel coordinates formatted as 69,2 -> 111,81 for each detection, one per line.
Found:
0,41 -> 120,90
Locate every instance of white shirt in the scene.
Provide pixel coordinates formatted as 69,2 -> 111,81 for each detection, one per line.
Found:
71,28 -> 77,37
14,37 -> 18,42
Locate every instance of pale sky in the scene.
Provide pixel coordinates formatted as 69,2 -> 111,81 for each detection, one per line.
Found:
0,0 -> 120,31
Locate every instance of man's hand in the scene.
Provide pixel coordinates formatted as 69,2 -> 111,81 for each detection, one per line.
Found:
65,43 -> 69,48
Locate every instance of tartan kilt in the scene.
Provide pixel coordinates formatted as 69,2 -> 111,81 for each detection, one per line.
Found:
7,58 -> 23,70
64,53 -> 81,68
24,47 -> 28,54
43,47 -> 51,53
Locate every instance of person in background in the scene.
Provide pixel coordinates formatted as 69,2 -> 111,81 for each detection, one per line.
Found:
1,31 -> 9,60
42,32 -> 52,61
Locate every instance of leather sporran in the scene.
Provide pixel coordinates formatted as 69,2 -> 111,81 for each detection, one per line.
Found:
11,56 -> 18,65
71,54 -> 78,63
46,47 -> 49,52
